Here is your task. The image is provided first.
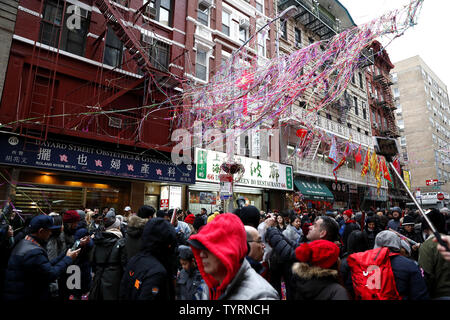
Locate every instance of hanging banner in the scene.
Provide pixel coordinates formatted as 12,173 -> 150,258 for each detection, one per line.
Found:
403,170 -> 411,190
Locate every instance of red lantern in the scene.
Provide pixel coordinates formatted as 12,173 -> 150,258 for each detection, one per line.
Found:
296,129 -> 308,140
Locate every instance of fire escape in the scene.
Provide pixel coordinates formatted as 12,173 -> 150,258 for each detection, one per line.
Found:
18,0 -> 184,147
373,72 -> 399,138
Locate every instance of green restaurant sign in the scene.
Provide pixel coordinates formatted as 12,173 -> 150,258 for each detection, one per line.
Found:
195,148 -> 294,191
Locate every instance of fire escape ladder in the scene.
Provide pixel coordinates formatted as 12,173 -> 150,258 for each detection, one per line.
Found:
20,0 -> 67,142
93,0 -> 168,79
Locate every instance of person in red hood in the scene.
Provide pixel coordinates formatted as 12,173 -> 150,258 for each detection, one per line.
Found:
187,213 -> 279,300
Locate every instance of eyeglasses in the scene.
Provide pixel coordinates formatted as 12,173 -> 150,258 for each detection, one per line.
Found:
248,239 -> 263,244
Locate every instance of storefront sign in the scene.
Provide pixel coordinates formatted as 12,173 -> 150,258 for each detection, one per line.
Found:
0,135 -> 195,184
195,148 -> 293,191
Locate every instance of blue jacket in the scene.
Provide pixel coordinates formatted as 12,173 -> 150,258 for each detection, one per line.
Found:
3,236 -> 73,300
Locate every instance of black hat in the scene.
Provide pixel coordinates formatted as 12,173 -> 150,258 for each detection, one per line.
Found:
422,208 -> 446,233
238,205 -> 260,228
178,245 -> 194,260
137,205 -> 156,219
187,238 -> 207,251
156,210 -> 170,218
402,215 -> 415,226
193,215 -> 206,231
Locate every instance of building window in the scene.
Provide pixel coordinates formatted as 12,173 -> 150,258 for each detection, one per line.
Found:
353,97 -> 358,116
393,88 -> 400,98
149,40 -> 169,71
198,2 -> 209,26
391,72 -> 398,83
239,26 -> 248,43
359,72 -> 364,89
347,123 -> 352,129
222,11 -> 230,36
257,33 -> 265,57
40,0 -> 90,56
255,0 -> 263,13
294,28 -> 301,47
196,48 -> 208,81
352,73 -> 356,84
145,0 -> 172,27
280,20 -> 287,40
362,106 -> 367,120
326,113 -> 332,120
103,26 -> 123,67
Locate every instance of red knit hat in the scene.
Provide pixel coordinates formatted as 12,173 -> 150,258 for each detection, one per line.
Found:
295,240 -> 340,269
63,210 -> 80,224
343,209 -> 353,218
184,214 -> 195,225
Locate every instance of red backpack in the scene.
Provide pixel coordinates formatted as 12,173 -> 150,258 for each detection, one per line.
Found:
347,247 -> 402,300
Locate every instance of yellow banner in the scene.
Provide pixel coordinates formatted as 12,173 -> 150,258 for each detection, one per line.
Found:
403,170 -> 411,190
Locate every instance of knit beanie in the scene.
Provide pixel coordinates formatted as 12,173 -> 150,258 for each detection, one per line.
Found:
184,214 -> 195,225
295,240 -> 340,269
103,210 -> 117,228
63,210 -> 81,224
343,209 -> 353,219
137,205 -> 156,219
237,205 -> 260,228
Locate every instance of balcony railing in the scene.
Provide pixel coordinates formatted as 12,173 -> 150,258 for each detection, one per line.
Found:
288,156 -> 387,188
281,106 -> 373,147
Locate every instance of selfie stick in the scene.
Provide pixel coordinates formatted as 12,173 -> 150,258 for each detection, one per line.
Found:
388,162 -> 450,252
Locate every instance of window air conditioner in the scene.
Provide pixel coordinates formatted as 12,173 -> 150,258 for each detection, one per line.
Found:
239,18 -> 250,29
145,6 -> 157,18
199,0 -> 213,8
109,117 -> 122,129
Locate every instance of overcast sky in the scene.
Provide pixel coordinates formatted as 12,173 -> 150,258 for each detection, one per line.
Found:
339,0 -> 450,88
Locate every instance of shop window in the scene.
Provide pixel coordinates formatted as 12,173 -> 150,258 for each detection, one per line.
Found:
40,0 -> 90,56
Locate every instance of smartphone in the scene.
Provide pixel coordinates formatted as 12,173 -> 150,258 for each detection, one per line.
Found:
71,239 -> 81,250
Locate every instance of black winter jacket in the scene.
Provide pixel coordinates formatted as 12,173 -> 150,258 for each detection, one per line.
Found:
291,262 -> 349,300
3,236 -> 73,300
91,230 -> 127,300
124,216 -> 148,263
265,226 -> 299,299
119,218 -> 177,300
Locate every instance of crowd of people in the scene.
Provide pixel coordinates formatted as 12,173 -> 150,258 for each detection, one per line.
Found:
0,203 -> 449,300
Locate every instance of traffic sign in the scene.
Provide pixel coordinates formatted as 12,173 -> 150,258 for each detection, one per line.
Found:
438,193 -> 445,201
426,179 -> 439,186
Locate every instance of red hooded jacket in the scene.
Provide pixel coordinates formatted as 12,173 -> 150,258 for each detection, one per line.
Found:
188,213 -> 248,300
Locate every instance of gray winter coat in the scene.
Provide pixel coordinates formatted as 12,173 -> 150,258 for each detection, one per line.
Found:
283,225 -> 303,246
219,258 -> 279,300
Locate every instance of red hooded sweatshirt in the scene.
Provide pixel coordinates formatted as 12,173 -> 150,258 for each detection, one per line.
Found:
188,213 -> 248,300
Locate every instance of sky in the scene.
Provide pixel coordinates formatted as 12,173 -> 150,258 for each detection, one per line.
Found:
339,0 -> 450,88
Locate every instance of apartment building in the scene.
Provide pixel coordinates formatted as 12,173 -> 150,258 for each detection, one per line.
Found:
277,0 -> 387,211
365,40 -> 408,207
0,0 -> 195,213
392,55 -> 450,195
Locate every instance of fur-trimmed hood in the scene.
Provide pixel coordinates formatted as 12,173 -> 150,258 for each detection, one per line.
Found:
127,215 -> 148,229
292,262 -> 338,280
